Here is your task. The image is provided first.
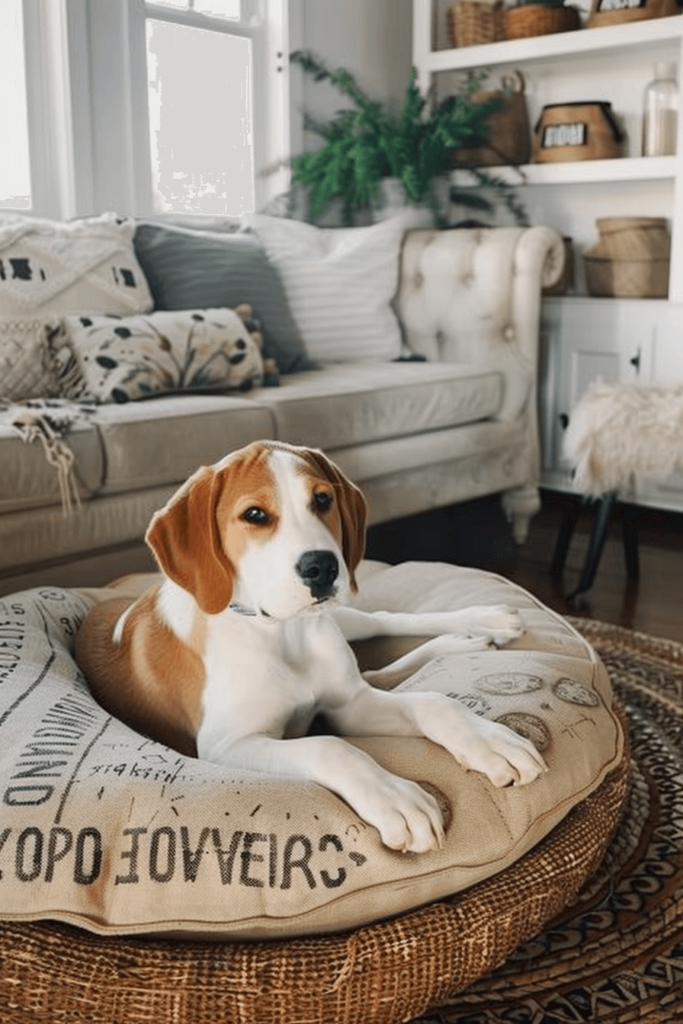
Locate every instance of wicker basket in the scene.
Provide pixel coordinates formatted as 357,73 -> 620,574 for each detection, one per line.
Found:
588,0 -> 680,28
504,3 -> 581,39
584,216 -> 670,297
448,0 -> 505,46
589,216 -> 671,260
534,101 -> 624,163
454,70 -> 531,167
585,256 -> 670,297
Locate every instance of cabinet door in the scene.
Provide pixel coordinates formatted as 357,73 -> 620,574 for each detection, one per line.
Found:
540,299 -> 646,487
632,310 -> 683,510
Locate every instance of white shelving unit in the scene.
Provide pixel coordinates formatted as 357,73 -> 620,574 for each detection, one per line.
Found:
412,1 -> 683,301
413,2 -> 683,511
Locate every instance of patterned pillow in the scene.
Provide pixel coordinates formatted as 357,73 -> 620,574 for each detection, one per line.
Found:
0,317 -> 64,401
0,213 -> 153,316
57,307 -> 269,404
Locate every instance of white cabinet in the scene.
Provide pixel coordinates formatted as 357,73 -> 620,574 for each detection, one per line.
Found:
540,298 -> 683,510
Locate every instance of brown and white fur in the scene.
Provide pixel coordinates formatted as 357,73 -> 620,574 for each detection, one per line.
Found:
75,440 -> 546,854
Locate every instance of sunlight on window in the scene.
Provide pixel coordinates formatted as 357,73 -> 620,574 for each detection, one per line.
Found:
153,0 -> 240,16
0,0 -> 31,210
147,19 -> 254,215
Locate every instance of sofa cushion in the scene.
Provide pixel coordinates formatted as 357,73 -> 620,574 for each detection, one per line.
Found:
59,308 -> 266,404
249,361 -> 504,451
0,418 -> 104,515
133,223 -> 312,374
244,213 -> 421,363
0,213 -> 152,316
91,395 -> 275,495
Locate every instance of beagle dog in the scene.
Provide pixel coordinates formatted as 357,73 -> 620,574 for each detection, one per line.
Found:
75,440 -> 546,854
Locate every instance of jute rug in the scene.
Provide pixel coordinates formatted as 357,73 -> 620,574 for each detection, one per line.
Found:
413,617 -> 683,1024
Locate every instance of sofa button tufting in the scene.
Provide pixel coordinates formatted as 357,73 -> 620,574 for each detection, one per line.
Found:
413,272 -> 424,289
504,326 -> 515,342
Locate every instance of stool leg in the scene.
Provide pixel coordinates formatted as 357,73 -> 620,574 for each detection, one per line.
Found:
568,492 -> 617,599
550,496 -> 582,579
622,506 -> 640,581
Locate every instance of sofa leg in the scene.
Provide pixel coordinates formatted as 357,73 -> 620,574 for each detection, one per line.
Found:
501,486 -> 541,545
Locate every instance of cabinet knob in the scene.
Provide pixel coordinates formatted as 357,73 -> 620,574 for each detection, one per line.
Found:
559,413 -> 569,430
630,351 -> 641,371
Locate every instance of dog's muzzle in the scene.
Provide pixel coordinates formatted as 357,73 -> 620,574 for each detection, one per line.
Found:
296,550 -> 339,600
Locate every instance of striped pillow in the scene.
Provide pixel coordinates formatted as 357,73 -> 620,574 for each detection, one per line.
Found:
133,223 -> 312,374
244,214 -> 419,363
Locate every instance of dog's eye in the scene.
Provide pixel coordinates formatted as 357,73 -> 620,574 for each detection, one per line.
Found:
242,506 -> 270,525
313,491 -> 333,513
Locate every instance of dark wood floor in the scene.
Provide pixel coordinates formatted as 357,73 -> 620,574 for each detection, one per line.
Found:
366,489 -> 683,644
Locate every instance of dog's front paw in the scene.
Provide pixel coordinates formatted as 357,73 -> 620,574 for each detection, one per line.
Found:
452,715 -> 547,788
461,605 -> 524,647
357,773 -> 446,854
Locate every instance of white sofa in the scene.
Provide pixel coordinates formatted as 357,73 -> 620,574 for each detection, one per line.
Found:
0,220 -> 564,596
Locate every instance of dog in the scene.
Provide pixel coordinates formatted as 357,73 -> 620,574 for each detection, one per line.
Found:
75,440 -> 546,854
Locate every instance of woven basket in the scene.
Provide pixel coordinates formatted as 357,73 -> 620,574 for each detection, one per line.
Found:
590,216 -> 671,260
534,101 -> 623,162
448,0 -> 504,46
588,0 -> 679,28
504,3 -> 581,39
585,217 -> 671,297
0,752 -> 630,1024
454,70 -> 531,167
585,256 -> 670,298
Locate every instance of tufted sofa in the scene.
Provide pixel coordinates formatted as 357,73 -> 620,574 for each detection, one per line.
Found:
0,223 -> 564,596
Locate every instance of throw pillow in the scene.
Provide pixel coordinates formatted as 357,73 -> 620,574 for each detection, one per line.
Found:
133,222 -> 312,374
0,213 -> 153,316
243,212 -> 423,363
58,307 -> 267,404
0,317 -> 64,401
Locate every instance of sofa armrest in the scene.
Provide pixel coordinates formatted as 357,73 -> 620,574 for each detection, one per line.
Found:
397,226 -> 565,422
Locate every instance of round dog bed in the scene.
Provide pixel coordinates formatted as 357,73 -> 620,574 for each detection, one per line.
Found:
0,561 -> 629,1023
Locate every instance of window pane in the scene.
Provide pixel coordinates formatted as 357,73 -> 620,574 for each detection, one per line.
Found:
151,0 -> 240,14
0,0 -> 31,210
146,19 -> 254,216
195,1 -> 241,19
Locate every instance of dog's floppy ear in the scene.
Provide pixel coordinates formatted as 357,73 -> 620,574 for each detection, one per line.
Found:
300,447 -> 367,592
146,465 -> 235,615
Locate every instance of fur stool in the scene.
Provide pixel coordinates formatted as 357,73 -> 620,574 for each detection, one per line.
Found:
551,381 -> 683,596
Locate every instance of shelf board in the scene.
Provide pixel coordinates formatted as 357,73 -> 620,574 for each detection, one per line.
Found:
427,15 -> 683,72
455,155 -> 677,186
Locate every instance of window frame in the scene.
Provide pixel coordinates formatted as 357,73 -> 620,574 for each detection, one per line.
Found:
14,0 -> 294,222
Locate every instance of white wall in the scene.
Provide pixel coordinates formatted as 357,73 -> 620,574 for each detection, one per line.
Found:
292,0 -> 414,151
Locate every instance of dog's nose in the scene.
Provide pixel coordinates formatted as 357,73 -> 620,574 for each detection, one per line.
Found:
296,550 -> 339,599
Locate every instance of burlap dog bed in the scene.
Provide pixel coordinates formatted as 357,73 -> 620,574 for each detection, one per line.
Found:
0,561 -> 629,1022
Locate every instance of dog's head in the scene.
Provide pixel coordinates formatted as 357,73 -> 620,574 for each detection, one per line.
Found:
146,440 -> 367,618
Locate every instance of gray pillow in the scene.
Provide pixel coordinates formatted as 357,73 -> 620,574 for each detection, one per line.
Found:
134,222 -> 313,373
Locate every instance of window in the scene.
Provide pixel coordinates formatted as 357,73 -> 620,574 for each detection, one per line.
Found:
0,0 -> 31,210
2,0 -> 292,221
139,0 -> 292,219
146,14 -> 254,215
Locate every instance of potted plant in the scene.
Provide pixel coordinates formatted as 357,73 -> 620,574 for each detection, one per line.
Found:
288,50 -> 526,227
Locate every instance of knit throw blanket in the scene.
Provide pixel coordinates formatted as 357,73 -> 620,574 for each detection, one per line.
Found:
0,399 -> 96,515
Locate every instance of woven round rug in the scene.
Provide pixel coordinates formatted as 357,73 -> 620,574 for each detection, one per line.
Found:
413,618 -> 683,1024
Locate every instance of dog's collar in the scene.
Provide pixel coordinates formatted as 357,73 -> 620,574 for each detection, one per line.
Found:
229,601 -> 258,617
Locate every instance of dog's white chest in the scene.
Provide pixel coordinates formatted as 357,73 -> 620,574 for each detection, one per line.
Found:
197,611 -> 354,761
